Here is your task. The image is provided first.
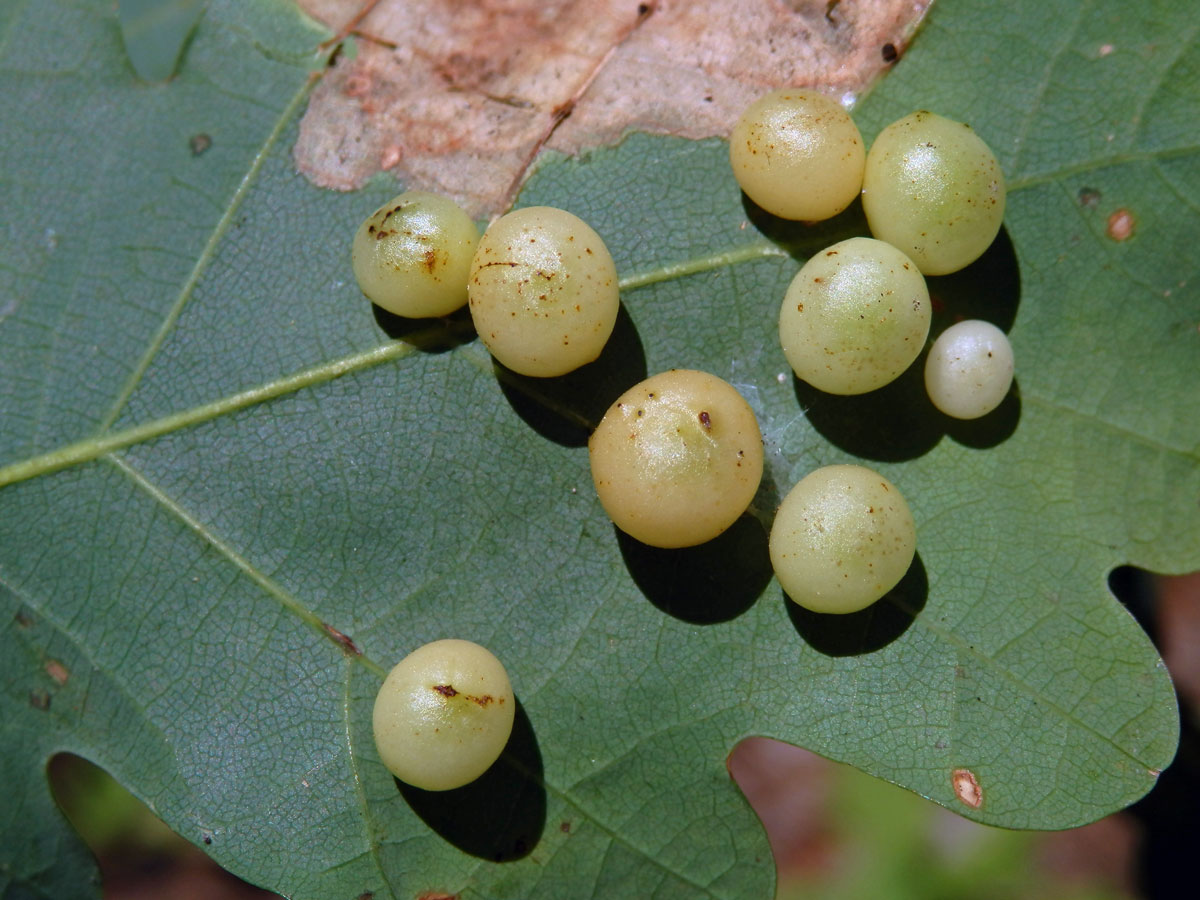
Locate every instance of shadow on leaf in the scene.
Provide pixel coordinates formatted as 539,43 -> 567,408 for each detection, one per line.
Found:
794,355 -> 1020,460
750,465 -> 783,530
397,699 -> 545,862
943,378 -> 1022,449
927,226 -> 1021,334
785,552 -> 927,656
372,304 -> 477,353
741,192 -> 872,261
617,514 -> 772,625
793,363 -> 942,462
495,303 -> 647,446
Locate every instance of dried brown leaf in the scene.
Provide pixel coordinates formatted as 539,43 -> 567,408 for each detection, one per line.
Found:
295,0 -> 929,217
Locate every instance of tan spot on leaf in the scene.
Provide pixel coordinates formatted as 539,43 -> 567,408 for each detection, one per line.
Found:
45,659 -> 69,685
1106,208 -> 1135,241
952,767 -> 983,808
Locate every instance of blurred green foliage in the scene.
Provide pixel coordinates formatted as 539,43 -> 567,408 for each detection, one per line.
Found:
779,762 -> 1132,900
50,754 -> 190,861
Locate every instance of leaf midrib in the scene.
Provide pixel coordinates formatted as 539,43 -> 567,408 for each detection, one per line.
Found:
3,178 -> 1198,492
0,242 -> 786,489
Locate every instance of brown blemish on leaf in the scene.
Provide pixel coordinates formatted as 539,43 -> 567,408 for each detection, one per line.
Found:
322,622 -> 362,656
45,659 -> 69,685
952,767 -> 983,808
14,610 -> 33,627
189,133 -> 212,156
1106,208 -> 1135,241
294,0 -> 930,217
344,73 -> 372,97
30,689 -> 50,711
416,893 -> 457,900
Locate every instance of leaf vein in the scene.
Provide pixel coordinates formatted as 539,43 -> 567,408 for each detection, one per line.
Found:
1129,18 -> 1200,150
107,453 -> 387,678
1150,157 -> 1200,218
341,658 -> 399,900
1007,143 -> 1200,193
0,341 -> 422,489
96,72 -> 319,435
1008,0 -> 1089,178
917,611 -> 1156,770
1025,386 -> 1199,464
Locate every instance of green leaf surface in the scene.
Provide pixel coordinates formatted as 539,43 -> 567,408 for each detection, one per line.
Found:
118,0 -> 208,82
1,0 -> 1196,898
